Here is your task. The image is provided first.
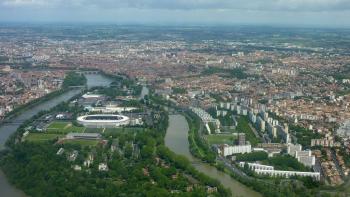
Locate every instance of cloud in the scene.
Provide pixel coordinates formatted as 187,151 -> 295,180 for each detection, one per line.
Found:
2,0 -> 48,6
1,0 -> 350,11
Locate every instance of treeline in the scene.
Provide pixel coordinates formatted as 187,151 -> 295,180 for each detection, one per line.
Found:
201,67 -> 252,79
62,72 -> 87,88
290,125 -> 322,148
235,151 -> 268,162
157,145 -> 231,197
236,116 -> 260,146
185,111 -> 216,164
225,165 -> 318,197
263,155 -> 310,172
207,107 -> 234,126
1,137 -> 218,197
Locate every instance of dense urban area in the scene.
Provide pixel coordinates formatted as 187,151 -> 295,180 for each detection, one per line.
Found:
1,25 -> 350,197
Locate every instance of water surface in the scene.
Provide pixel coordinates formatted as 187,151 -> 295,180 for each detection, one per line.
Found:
165,114 -> 261,197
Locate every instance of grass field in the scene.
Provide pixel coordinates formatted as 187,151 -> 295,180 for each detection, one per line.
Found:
206,134 -> 236,145
104,127 -> 145,133
84,128 -> 105,133
47,121 -> 70,129
46,121 -> 146,136
46,121 -> 85,134
64,125 -> 85,133
26,133 -> 64,142
236,116 -> 260,146
64,139 -> 100,146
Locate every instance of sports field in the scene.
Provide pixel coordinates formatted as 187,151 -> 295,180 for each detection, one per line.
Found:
206,134 -> 236,145
26,133 -> 64,142
46,121 -> 86,134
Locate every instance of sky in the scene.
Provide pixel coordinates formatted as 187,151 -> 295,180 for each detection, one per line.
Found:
0,0 -> 350,27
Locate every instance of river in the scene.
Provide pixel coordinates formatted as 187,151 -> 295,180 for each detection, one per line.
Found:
165,114 -> 261,197
85,73 -> 113,88
1,76 -> 258,197
0,74 -> 112,197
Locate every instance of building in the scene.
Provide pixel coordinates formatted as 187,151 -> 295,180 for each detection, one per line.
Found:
219,144 -> 252,156
256,116 -> 266,132
68,150 -> 78,161
98,163 -> 108,171
84,154 -> 94,167
298,155 -> 316,167
66,133 -> 101,140
296,150 -> 316,167
239,162 -> 274,171
73,165 -> 82,171
190,107 -> 220,134
288,144 -> 315,167
77,114 -> 130,128
267,122 -> 277,138
287,144 -> 302,156
56,148 -> 64,155
239,162 -> 320,180
276,125 -> 290,143
255,169 -> 320,180
84,105 -> 138,113
311,137 -> 336,147
238,133 -> 246,146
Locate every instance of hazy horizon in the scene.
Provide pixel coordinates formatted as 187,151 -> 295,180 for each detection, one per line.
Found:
1,0 -> 350,28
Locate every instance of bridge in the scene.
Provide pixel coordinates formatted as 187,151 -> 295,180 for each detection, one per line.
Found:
68,85 -> 86,88
76,70 -> 100,75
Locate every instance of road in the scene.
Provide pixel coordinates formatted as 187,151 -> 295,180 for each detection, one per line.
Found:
331,149 -> 345,178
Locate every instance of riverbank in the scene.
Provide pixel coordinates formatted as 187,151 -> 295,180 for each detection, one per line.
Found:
165,114 -> 261,197
0,170 -> 26,197
0,74 -> 112,196
2,88 -> 72,121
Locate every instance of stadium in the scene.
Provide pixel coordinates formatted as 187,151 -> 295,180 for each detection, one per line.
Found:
77,114 -> 130,128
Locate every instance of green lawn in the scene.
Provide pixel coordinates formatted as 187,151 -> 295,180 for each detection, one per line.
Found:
26,133 -> 64,142
64,139 -> 100,146
64,125 -> 85,133
46,121 -> 85,134
84,128 -> 105,133
47,121 -> 70,129
236,116 -> 260,146
46,122 -> 145,135
206,134 -> 236,145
